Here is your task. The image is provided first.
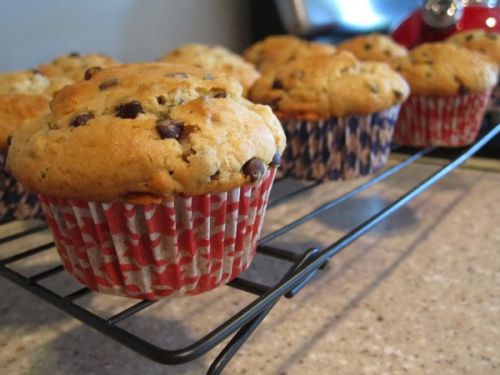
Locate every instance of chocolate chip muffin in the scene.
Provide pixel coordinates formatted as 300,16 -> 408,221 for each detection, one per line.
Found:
243,35 -> 336,72
446,30 -> 500,67
0,69 -> 72,223
160,43 -> 260,95
250,51 -> 409,180
7,62 -> 285,299
38,52 -> 120,81
392,43 -> 497,146
337,33 -> 408,63
446,30 -> 500,117
0,69 -> 71,149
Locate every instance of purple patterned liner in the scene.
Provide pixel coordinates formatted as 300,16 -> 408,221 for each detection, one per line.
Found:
0,151 -> 43,224
278,105 -> 401,181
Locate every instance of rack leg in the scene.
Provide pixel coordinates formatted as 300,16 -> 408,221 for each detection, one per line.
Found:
206,305 -> 275,375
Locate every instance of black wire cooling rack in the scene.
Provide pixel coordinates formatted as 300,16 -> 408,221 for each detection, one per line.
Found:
1,124 -> 499,375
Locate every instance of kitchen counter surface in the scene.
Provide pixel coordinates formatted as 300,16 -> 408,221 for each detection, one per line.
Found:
1,156 -> 499,375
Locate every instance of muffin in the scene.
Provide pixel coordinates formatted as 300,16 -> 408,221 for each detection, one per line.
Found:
160,43 -> 259,95
243,35 -> 336,72
0,69 -> 71,223
38,52 -> 120,81
446,30 -> 500,116
250,51 -> 409,180
7,63 -> 285,299
392,43 -> 497,147
337,33 -> 408,63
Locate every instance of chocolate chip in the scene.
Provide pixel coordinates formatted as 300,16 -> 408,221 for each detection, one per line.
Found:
395,66 -> 402,72
6,136 -> 12,146
423,60 -> 433,65
383,49 -> 392,57
210,170 -> 220,180
99,78 -> 119,90
270,153 -> 281,167
210,89 -> 227,98
203,73 -> 215,80
269,97 -> 281,110
272,79 -> 284,90
458,84 -> 470,96
486,33 -> 498,41
166,72 -> 188,79
340,66 -> 350,73
364,43 -> 372,50
69,52 -> 80,57
465,34 -> 474,41
157,95 -> 167,105
454,76 -> 470,96
156,119 -> 184,139
70,112 -> 94,127
115,101 -> 144,119
30,69 -> 43,75
393,90 -> 403,101
242,158 -> 266,182
84,66 -> 102,80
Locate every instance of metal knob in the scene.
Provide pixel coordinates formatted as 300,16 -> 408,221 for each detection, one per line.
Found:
422,0 -> 464,28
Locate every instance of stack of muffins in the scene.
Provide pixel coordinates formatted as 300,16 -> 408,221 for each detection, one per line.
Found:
2,31 -> 498,299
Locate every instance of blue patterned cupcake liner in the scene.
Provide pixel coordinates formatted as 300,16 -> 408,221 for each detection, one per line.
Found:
278,105 -> 401,181
0,151 -> 43,224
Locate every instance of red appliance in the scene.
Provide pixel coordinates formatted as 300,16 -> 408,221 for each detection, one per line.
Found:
392,4 -> 500,48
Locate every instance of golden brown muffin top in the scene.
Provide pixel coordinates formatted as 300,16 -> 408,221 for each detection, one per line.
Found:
0,70 -> 72,150
38,52 -> 120,81
337,33 -> 408,63
392,42 -> 498,96
249,51 -> 409,119
446,29 -> 500,67
243,35 -> 336,72
7,63 -> 286,203
160,43 -> 260,95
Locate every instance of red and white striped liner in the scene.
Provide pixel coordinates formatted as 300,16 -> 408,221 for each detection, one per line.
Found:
394,91 -> 491,147
39,168 -> 276,300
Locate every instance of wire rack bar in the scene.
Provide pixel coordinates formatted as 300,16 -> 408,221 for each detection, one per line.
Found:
259,147 -> 433,245
0,242 -> 54,265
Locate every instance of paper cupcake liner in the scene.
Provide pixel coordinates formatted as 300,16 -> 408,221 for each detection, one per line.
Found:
278,105 -> 400,181
38,168 -> 276,300
487,84 -> 500,113
0,152 -> 43,224
394,91 -> 491,147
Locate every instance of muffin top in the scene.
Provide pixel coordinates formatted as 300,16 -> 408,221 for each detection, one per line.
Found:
7,63 -> 286,203
38,52 -> 120,81
0,70 -> 72,150
337,33 -> 408,63
160,43 -> 260,95
446,29 -> 500,67
392,43 -> 498,96
249,51 -> 410,119
243,35 -> 336,72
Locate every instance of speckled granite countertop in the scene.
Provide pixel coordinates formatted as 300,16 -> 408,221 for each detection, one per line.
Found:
0,157 -> 499,375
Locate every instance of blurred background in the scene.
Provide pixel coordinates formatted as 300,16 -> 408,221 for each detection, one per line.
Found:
0,0 -> 498,70
0,0 -> 425,71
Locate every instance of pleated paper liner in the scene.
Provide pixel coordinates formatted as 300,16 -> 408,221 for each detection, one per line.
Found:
394,91 -> 491,147
0,151 -> 43,224
278,105 -> 400,181
487,84 -> 500,114
39,168 -> 276,300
